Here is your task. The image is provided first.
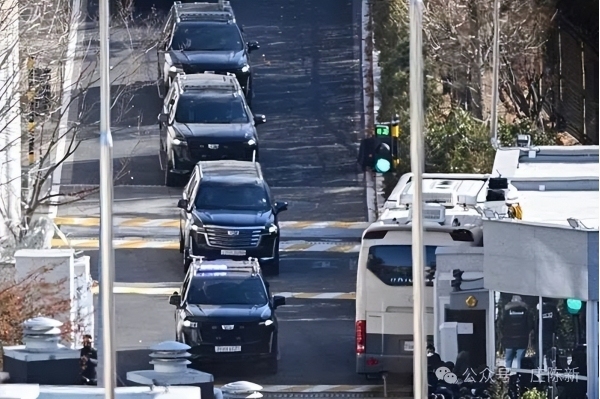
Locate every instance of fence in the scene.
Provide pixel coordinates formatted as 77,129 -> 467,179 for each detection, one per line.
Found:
545,15 -> 599,145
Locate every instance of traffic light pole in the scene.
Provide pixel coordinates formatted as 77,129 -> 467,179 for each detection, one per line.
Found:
409,1 -> 427,398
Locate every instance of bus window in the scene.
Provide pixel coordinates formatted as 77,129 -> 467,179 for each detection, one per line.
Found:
366,245 -> 437,286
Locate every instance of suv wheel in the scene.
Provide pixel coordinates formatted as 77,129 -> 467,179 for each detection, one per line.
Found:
265,357 -> 278,374
165,161 -> 180,187
263,240 -> 280,276
183,247 -> 192,273
179,229 -> 184,254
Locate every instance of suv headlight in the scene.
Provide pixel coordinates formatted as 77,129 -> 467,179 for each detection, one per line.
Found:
172,131 -> 187,146
247,138 -> 256,146
240,64 -> 250,73
259,319 -> 274,326
265,224 -> 278,234
182,319 -> 197,328
190,225 -> 203,233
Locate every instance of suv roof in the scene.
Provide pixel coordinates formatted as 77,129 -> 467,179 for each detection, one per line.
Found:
172,1 -> 235,23
189,257 -> 262,276
198,160 -> 263,182
175,73 -> 242,95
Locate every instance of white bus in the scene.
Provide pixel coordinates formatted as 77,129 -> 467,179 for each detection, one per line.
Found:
355,173 -> 491,377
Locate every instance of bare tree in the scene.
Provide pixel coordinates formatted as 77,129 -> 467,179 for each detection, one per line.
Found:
423,0 -> 556,121
0,0 -> 161,253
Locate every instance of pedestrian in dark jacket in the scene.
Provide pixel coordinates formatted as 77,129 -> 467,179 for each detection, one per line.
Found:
427,344 -> 444,372
502,295 -> 533,369
80,334 -> 98,385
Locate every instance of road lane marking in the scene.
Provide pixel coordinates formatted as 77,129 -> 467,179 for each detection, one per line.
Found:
90,284 -> 356,299
53,216 -> 368,230
51,238 -> 360,252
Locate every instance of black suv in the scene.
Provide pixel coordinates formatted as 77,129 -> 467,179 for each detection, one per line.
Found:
158,73 -> 266,186
157,1 -> 259,104
169,257 -> 286,373
178,160 -> 288,275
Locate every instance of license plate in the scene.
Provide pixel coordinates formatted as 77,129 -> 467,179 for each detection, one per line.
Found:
204,71 -> 215,74
221,250 -> 246,256
215,346 -> 241,353
404,341 -> 414,351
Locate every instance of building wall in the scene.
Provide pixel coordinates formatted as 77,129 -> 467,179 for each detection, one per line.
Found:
483,220 -> 593,300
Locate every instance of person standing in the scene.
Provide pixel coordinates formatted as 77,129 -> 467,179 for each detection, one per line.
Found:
502,295 -> 533,369
80,334 -> 98,385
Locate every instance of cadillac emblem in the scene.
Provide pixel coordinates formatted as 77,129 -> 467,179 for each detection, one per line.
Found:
227,230 -> 239,236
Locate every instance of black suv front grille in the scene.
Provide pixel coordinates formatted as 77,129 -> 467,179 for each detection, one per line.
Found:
199,321 -> 265,345
187,138 -> 250,161
205,226 -> 262,248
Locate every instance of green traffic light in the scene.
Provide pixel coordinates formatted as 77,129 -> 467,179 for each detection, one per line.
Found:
375,125 -> 390,136
566,298 -> 583,315
375,158 -> 391,173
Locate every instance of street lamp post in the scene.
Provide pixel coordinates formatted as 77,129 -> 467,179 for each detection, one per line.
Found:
490,0 -> 500,148
98,0 -> 116,397
409,0 -> 427,398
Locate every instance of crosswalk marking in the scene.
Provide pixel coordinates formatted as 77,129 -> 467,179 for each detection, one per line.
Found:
53,216 -> 368,230
90,284 -> 356,299
50,238 -> 360,252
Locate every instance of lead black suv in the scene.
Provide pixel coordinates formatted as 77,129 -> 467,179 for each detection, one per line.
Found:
177,160 -> 288,275
158,73 -> 266,186
169,257 -> 286,373
157,1 -> 259,105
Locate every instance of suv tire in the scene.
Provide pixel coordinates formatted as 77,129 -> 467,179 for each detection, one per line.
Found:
265,357 -> 278,374
165,161 -> 180,187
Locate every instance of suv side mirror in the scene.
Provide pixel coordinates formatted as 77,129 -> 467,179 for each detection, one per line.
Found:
169,292 -> 181,306
158,113 -> 169,123
273,201 -> 288,214
253,114 -> 266,125
273,295 -> 286,309
177,199 -> 189,210
247,41 -> 260,53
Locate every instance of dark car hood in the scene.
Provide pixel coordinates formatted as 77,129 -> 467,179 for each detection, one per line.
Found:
193,209 -> 273,227
174,122 -> 256,141
185,304 -> 271,322
170,50 -> 245,70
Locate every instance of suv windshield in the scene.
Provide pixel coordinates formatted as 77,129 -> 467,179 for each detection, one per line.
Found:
195,182 -> 271,212
175,94 -> 249,124
171,23 -> 243,52
188,276 -> 268,306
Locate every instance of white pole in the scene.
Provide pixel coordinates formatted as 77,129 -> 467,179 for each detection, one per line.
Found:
409,0 -> 427,398
587,300 -> 599,399
490,0 -> 500,149
98,0 -> 116,397
538,296 -> 543,369
0,0 -> 22,238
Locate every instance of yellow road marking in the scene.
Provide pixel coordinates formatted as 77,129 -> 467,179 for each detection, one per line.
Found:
325,244 -> 358,253
281,242 -> 316,251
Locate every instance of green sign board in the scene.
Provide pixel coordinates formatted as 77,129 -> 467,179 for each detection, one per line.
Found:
375,124 -> 390,136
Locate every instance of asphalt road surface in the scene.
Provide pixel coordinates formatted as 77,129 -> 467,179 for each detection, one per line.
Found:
51,0 -> 410,395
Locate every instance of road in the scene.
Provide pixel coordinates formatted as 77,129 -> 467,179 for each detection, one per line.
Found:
52,0 -> 410,396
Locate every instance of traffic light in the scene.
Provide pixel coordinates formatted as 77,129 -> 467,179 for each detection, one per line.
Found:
451,269 -> 463,292
566,298 -> 583,315
373,137 -> 393,173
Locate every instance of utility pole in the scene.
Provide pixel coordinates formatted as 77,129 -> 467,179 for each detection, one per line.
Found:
490,0 -> 500,149
98,0 -> 116,397
0,0 -> 22,238
409,1 -> 427,398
